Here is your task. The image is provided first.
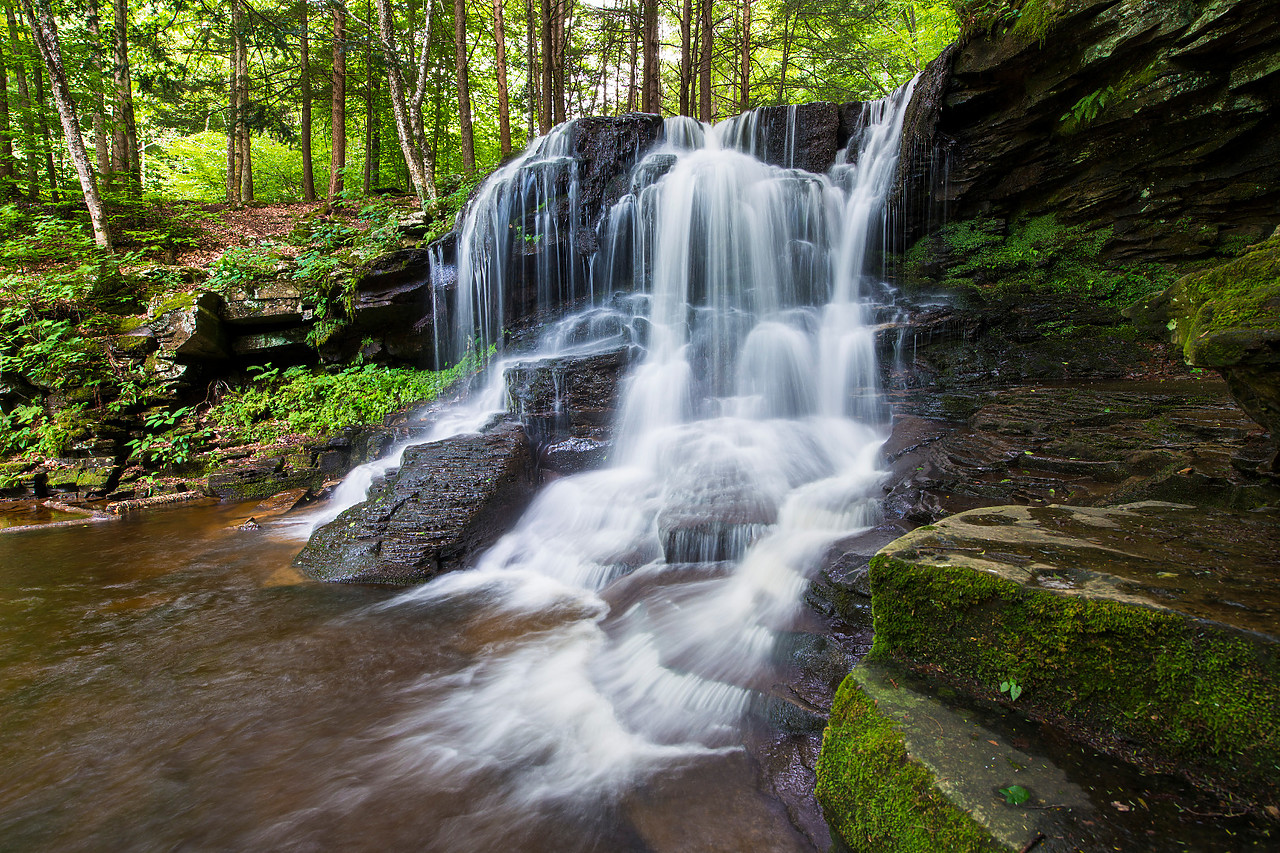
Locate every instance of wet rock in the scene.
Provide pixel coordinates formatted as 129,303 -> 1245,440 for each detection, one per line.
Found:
208,457 -> 325,503
1140,233 -> 1280,464
895,0 -> 1280,260
504,347 -> 631,441
569,113 -> 665,233
294,423 -> 537,584
538,436 -> 611,475
744,101 -> 842,174
869,501 -> 1280,812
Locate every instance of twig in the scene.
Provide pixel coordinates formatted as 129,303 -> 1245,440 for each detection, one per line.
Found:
1018,832 -> 1045,853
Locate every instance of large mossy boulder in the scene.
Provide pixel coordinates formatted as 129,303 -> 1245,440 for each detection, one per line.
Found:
1139,233 -> 1280,460
865,501 -> 1280,812
293,423 -> 536,584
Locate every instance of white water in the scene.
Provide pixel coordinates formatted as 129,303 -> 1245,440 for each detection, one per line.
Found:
292,82 -> 918,844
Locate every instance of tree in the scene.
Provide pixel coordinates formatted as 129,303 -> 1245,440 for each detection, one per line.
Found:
18,0 -> 112,247
329,0 -> 346,203
2,0 -> 37,200
640,0 -> 657,112
375,0 -> 437,203
492,0 -> 511,155
697,0 -> 711,121
110,0 -> 140,189
453,0 -> 475,174
300,0 -> 317,201
85,0 -> 110,179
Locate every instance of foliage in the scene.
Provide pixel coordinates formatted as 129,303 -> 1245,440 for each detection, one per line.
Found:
126,406 -> 213,469
206,243 -> 282,292
208,350 -> 491,444
903,214 -> 1177,308
998,678 -> 1023,701
997,784 -> 1030,805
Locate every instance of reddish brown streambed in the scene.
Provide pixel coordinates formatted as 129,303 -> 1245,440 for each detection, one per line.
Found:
0,502 -> 821,852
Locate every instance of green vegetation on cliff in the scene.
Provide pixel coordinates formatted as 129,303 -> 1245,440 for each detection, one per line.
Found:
901,214 -> 1175,308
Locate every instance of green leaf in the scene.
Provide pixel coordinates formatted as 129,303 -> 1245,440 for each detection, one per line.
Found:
998,785 -> 1030,806
1009,682 -> 1023,701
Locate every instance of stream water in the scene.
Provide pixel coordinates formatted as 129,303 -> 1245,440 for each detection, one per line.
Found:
1,88 -> 920,851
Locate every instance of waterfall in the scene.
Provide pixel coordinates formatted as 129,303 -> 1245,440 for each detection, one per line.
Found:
293,82 -> 919,843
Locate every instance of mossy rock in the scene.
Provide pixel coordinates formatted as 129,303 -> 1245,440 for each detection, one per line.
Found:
868,501 -> 1280,812
1142,234 -> 1280,445
816,669 -> 1008,852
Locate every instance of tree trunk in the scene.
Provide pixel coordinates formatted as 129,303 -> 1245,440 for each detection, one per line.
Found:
376,0 -> 435,203
329,1 -> 346,203
538,0 -> 552,131
300,0 -> 316,201
363,0 -> 375,194
738,0 -> 749,110
492,0 -> 511,155
30,58 -> 56,201
0,35 -> 12,193
626,0 -> 637,112
453,0 -> 475,174
237,21 -> 252,203
525,0 -> 534,135
84,0 -> 110,180
776,9 -> 792,105
697,0 -> 711,122
551,0 -> 566,123
3,1 -> 36,200
640,0 -> 658,113
19,0 -> 111,247
111,0 -> 138,189
679,0 -> 691,116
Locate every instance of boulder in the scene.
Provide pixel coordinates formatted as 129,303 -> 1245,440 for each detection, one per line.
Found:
1137,233 -> 1280,464
208,457 -> 325,502
293,423 -> 537,584
867,501 -> 1280,811
148,291 -> 229,362
220,281 -> 308,327
504,347 -> 630,437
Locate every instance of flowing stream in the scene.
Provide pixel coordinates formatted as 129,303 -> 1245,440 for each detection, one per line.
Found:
0,85 -> 916,852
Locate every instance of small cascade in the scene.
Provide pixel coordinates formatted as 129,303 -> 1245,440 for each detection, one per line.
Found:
297,81 -> 920,845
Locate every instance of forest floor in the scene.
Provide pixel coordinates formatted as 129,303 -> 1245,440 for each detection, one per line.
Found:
169,201 -> 324,268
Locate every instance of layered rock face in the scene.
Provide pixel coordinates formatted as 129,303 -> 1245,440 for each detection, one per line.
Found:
897,0 -> 1280,261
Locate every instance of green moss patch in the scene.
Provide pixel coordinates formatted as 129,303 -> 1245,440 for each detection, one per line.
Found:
867,503 -> 1280,810
816,674 -> 1006,853
1165,234 -> 1280,367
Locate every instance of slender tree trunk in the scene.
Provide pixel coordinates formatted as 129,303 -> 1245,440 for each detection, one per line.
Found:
640,0 -> 657,113
237,21 -> 252,202
538,0 -> 551,131
363,0 -> 375,194
85,0 -> 110,180
552,0 -> 566,122
626,0 -> 637,112
19,0 -> 111,247
0,36 -> 12,193
6,3 -> 36,199
492,0 -> 511,155
739,0 -> 749,110
697,0 -> 711,122
30,59 -> 56,200
111,0 -> 138,189
329,0 -> 346,203
376,0 -> 435,203
776,9 -> 792,105
453,0 -> 475,174
679,0 -> 691,116
525,0 -> 534,135
300,0 -> 316,201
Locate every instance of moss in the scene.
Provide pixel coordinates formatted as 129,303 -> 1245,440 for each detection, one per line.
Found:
147,290 -> 197,318
816,675 -> 1006,853
867,553 -> 1280,807
1164,234 -> 1280,367
900,214 -> 1176,310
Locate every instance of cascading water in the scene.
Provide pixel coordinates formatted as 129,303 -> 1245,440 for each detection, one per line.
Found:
291,81 -> 918,849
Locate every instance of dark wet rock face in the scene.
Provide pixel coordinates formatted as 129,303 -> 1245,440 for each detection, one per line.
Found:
896,0 -> 1280,260
570,113 -> 665,242
294,424 -> 536,584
